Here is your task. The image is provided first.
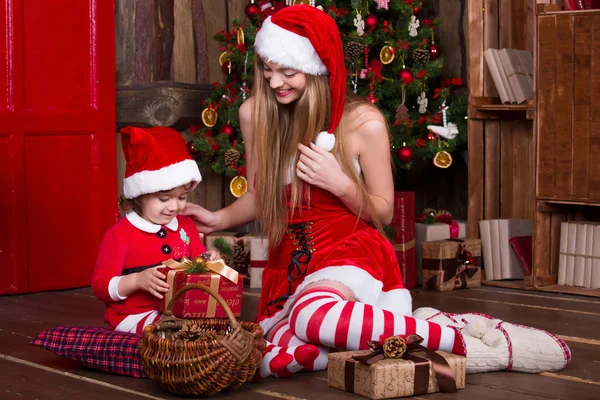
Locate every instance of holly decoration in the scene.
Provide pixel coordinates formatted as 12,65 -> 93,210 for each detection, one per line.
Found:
426,130 -> 437,141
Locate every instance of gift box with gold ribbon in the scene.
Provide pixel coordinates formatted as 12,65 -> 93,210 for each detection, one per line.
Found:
421,238 -> 482,291
328,334 -> 465,399
158,257 -> 243,319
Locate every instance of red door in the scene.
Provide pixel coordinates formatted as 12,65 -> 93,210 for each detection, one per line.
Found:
0,0 -> 116,294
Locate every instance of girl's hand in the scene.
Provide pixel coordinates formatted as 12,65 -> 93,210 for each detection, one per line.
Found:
296,142 -> 352,196
182,203 -> 219,234
135,267 -> 169,299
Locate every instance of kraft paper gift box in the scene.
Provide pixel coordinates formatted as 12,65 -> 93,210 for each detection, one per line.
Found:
415,219 -> 466,284
158,258 -> 243,318
249,236 -> 268,289
421,238 -> 482,291
328,347 -> 465,399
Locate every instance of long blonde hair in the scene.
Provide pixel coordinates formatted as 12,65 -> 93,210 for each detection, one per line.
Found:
252,56 -> 383,247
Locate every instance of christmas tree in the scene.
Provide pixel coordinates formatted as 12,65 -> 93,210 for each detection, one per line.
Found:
187,0 -> 467,196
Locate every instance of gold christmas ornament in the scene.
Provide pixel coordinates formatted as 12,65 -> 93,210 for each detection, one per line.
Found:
293,0 -> 310,4
379,45 -> 395,64
201,107 -> 218,127
230,175 -> 248,198
433,151 -> 453,168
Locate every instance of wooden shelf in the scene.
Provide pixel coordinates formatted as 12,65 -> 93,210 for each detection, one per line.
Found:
482,279 -> 533,291
468,96 -> 535,120
537,4 -> 600,16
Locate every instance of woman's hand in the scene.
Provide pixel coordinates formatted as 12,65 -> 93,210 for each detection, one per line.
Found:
296,142 -> 353,196
202,249 -> 220,261
135,268 -> 169,299
182,203 -> 219,234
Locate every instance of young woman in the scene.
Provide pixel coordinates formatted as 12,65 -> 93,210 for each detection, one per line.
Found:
184,5 -> 570,377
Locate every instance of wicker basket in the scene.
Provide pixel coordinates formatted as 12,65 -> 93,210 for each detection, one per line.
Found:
139,283 -> 265,396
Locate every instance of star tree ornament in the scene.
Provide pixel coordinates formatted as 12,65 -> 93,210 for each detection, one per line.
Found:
375,0 -> 390,10
408,15 -> 420,38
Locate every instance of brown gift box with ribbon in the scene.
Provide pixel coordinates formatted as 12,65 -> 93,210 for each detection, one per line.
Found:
327,335 -> 466,399
422,238 -> 482,291
158,258 -> 243,319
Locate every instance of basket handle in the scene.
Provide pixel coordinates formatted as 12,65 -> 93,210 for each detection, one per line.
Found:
163,283 -> 239,330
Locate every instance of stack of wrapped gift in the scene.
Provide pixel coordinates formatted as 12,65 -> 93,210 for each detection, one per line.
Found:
328,334 -> 465,399
390,192 -> 417,289
158,257 -> 243,318
415,210 -> 466,285
250,236 -> 268,289
421,238 -> 482,291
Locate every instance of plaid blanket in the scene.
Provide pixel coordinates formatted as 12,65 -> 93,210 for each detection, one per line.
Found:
30,326 -> 146,378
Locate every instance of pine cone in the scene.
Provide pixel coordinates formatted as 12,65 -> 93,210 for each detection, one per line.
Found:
176,323 -> 203,341
345,41 -> 364,65
230,244 -> 250,276
412,48 -> 431,64
395,104 -> 410,122
224,148 -> 241,167
383,336 -> 407,358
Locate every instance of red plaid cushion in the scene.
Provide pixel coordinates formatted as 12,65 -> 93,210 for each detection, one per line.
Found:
30,326 -> 146,378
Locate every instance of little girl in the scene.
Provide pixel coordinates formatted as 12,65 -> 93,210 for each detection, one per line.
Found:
92,126 -> 217,334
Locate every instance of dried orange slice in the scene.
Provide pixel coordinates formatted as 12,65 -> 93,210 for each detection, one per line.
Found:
433,151 -> 453,169
237,27 -> 245,45
218,51 -> 229,67
201,107 -> 217,127
379,45 -> 395,64
229,175 -> 248,198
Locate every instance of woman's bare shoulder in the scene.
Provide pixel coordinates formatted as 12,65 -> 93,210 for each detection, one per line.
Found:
347,103 -> 388,139
239,97 -> 254,121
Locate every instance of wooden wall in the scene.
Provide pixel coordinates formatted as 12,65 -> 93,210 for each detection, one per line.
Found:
115,0 -> 248,219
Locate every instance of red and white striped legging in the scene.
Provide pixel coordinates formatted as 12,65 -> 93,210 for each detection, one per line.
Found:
267,286 -> 465,371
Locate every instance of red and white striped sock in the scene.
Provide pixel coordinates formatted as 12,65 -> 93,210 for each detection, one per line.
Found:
289,287 -> 465,355
259,341 -> 321,378
267,319 -> 330,372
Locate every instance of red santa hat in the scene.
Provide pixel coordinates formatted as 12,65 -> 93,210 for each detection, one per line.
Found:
254,4 -> 346,152
120,126 -> 202,199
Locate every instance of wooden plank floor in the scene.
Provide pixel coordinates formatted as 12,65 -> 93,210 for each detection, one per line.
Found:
1,286 -> 599,400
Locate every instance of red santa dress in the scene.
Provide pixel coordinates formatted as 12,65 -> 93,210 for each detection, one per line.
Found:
257,185 -> 412,335
92,212 -> 205,332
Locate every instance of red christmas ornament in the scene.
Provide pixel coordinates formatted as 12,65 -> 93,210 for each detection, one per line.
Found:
413,7 -> 420,14
399,68 -> 414,85
220,123 -> 236,139
397,145 -> 414,163
429,43 -> 441,60
365,14 -> 378,32
426,130 -> 437,141
186,140 -> 198,155
367,92 -> 377,104
245,3 -> 261,19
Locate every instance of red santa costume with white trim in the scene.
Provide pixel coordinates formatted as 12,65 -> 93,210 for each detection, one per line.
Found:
92,126 -> 205,334
251,5 -> 571,378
